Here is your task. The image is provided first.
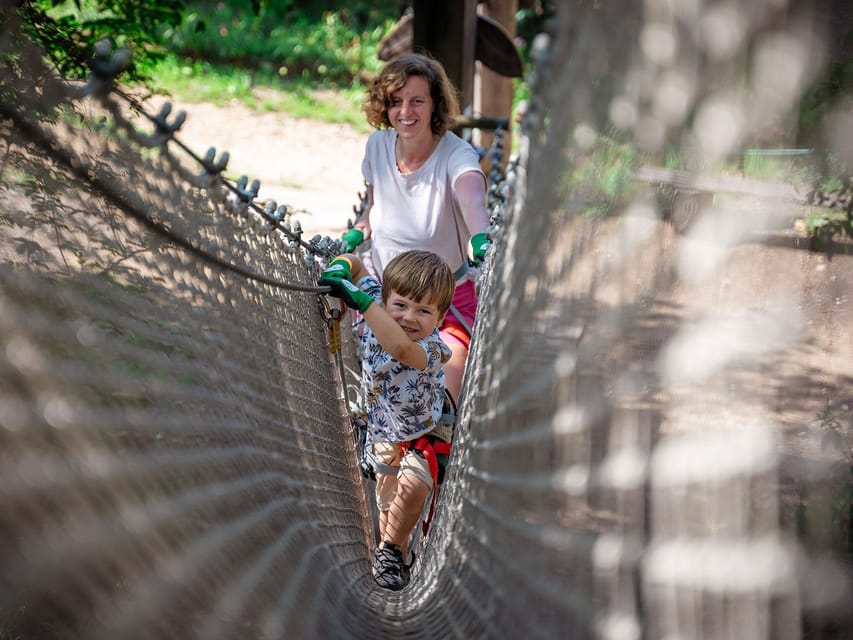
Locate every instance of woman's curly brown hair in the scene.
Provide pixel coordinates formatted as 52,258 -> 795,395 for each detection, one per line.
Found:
363,54 -> 461,136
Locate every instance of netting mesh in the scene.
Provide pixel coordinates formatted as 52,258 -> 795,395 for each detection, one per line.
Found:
2,1 -> 852,638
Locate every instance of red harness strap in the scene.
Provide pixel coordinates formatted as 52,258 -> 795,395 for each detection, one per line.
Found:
402,436 -> 451,535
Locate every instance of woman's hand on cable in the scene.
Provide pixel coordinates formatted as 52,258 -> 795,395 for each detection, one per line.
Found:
340,227 -> 364,253
318,257 -> 374,313
469,232 -> 491,266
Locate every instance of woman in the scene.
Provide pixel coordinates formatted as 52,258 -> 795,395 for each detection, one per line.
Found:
341,53 -> 490,404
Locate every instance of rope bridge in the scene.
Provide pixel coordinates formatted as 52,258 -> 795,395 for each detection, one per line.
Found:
2,1 -> 852,638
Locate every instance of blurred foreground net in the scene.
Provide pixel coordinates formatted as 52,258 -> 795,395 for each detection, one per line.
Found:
1,1 -> 852,638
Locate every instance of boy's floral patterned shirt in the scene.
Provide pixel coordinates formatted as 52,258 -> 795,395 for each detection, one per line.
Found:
356,276 -> 451,444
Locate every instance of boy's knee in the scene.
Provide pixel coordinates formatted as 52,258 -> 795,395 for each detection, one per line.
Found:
398,452 -> 433,492
398,470 -> 431,495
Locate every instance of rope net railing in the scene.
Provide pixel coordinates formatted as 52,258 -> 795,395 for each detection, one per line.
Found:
2,1 -> 852,639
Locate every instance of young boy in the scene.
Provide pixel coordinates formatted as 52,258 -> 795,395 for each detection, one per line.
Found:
318,250 -> 455,591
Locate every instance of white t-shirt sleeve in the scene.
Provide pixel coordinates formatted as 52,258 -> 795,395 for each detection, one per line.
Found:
447,140 -> 484,185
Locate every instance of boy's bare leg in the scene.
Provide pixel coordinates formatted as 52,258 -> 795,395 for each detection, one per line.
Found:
384,473 -> 430,558
378,509 -> 389,543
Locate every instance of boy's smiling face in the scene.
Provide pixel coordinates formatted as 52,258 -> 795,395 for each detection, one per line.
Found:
385,291 -> 446,342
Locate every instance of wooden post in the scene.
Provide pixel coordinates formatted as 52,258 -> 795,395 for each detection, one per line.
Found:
412,0 -> 478,112
475,0 -> 518,172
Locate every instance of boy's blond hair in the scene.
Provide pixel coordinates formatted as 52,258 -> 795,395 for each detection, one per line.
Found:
381,250 -> 455,314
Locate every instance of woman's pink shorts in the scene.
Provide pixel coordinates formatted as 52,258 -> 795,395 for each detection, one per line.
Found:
440,280 -> 478,349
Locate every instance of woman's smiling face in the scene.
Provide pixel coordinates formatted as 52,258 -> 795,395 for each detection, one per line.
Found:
388,75 -> 433,141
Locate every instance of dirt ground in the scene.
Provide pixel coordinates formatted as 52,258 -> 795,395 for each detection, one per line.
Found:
148,95 -> 370,238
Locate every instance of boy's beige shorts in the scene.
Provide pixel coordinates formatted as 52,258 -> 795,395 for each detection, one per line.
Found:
373,423 -> 452,511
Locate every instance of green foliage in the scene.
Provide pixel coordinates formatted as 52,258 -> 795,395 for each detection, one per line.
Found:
741,151 -> 817,185
512,0 -> 554,120
15,1 -> 399,87
562,134 -> 638,217
817,154 -> 853,195
18,0 -> 184,82
160,2 -> 397,84
797,25 -> 853,147
515,1 -> 555,66
145,2 -> 401,125
800,155 -> 853,248
13,0 -> 400,126
803,208 -> 851,250
663,146 -> 685,170
152,54 -> 371,129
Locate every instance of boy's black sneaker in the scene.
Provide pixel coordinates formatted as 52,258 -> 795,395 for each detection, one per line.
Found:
372,541 -> 407,591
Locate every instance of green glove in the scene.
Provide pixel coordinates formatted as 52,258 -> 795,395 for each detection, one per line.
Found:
318,259 -> 373,313
340,228 -> 364,253
318,257 -> 353,284
470,232 -> 491,266
322,277 -> 374,313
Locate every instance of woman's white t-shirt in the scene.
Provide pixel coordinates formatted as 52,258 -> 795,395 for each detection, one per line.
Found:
361,129 -> 484,278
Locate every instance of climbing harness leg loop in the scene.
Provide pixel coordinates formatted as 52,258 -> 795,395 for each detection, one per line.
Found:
401,435 -> 452,536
